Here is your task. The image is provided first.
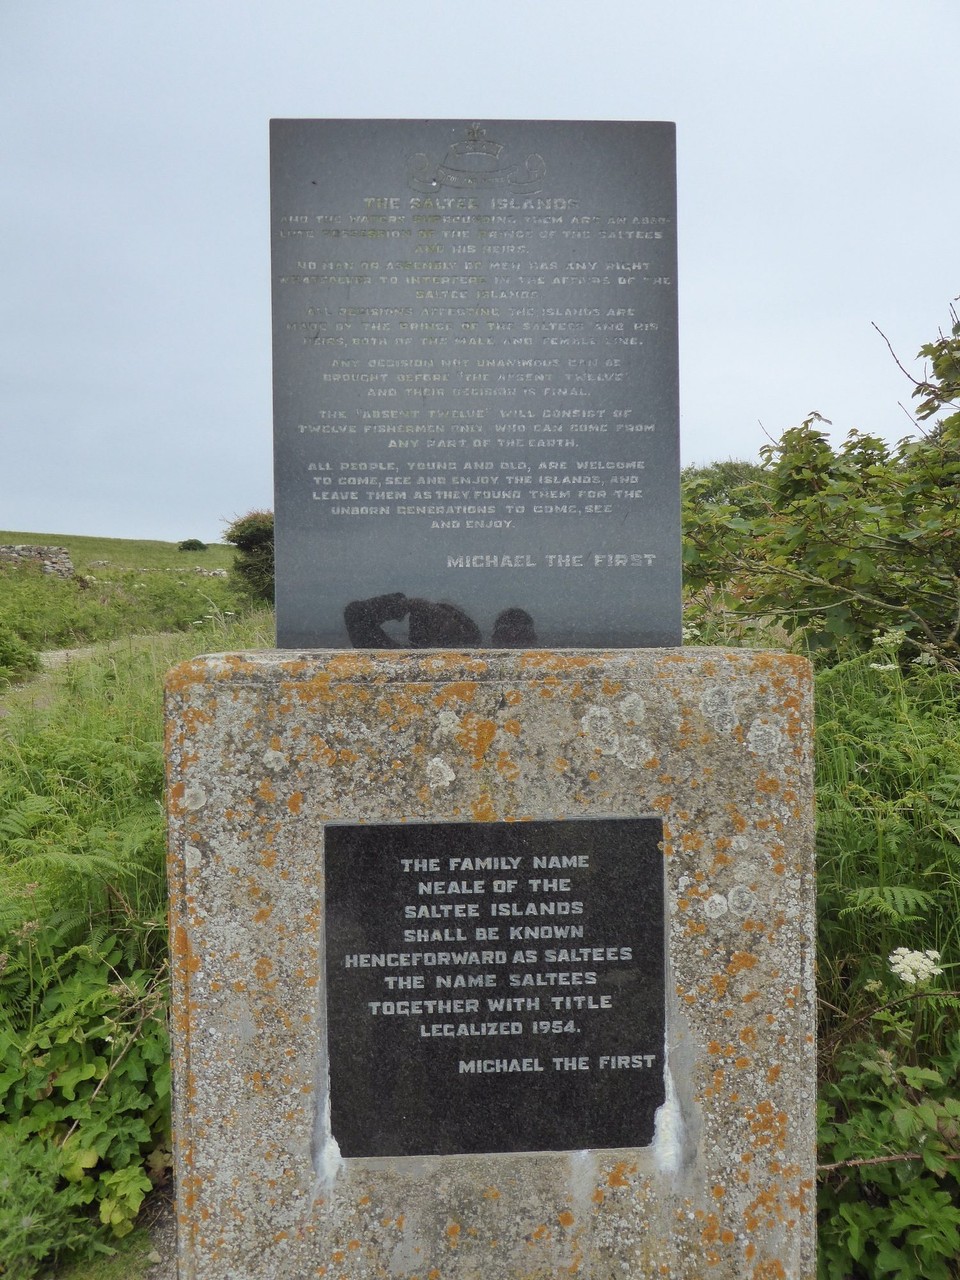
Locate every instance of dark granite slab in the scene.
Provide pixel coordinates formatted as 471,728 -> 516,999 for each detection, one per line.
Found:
324,818 -> 665,1157
271,120 -> 680,648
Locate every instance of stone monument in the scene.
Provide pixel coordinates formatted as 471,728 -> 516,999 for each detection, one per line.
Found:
270,119 -> 680,648
165,120 -> 816,1280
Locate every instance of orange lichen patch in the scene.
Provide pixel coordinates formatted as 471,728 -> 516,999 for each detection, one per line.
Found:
445,1223 -> 461,1247
766,1064 -> 782,1084
740,1026 -> 758,1047
727,951 -> 759,976
433,681 -> 479,707
472,792 -> 497,821
527,1224 -> 550,1243
681,832 -> 704,852
496,750 -> 520,780
592,1187 -> 605,1204
347,1239 -> 360,1251
518,651 -> 596,673
501,718 -> 521,736
456,715 -> 498,766
751,1261 -> 787,1280
606,1161 -> 635,1187
735,1056 -> 752,1070
652,794 -> 673,813
253,956 -> 274,981
257,779 -> 277,803
553,757 -> 569,773
537,676 -> 563,699
482,1186 -> 500,1200
259,848 -> 278,870
427,1270 -> 441,1280
309,738 -> 338,767
252,906 -> 272,925
703,1068 -> 726,1100
287,791 -> 304,814
747,1100 -> 788,1152
601,678 -> 622,695
180,705 -> 215,735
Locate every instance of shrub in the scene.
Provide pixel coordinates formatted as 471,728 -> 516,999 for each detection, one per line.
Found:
177,538 -> 207,552
818,970 -> 960,1280
683,307 -> 960,670
223,510 -> 274,603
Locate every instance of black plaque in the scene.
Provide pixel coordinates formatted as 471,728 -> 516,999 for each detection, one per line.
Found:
324,818 -> 665,1158
271,120 -> 680,648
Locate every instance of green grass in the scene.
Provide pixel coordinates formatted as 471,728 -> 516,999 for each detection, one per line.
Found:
0,531 -> 272,1277
36,1224 -> 159,1280
0,531 -> 250,653
0,531 -> 232,574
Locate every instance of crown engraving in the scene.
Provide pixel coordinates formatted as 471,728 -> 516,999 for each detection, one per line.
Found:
409,125 -> 546,195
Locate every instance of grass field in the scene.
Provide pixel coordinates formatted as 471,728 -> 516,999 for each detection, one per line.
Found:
0,531 -> 246,664
0,531 -> 233,575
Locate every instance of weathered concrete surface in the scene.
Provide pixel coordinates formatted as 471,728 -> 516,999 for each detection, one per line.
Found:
165,648 -> 815,1279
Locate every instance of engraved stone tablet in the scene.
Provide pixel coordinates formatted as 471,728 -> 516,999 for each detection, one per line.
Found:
324,818 -> 665,1157
270,119 -> 680,648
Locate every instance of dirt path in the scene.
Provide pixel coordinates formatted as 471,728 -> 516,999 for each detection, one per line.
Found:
0,647 -> 100,719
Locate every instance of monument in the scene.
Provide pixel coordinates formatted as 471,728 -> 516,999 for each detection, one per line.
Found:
270,119 -> 680,649
165,120 -> 816,1279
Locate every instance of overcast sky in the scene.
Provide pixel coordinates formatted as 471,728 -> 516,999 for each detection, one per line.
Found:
2,1 -> 958,543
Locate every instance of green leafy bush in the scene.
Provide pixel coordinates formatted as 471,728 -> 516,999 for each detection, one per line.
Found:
684,308 -> 960,670
223,509 -> 274,603
177,538 -> 207,552
818,978 -> 960,1280
0,1126 -> 108,1278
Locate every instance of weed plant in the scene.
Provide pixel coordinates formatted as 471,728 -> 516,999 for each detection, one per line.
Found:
812,653 -> 960,1278
0,609 -> 273,1276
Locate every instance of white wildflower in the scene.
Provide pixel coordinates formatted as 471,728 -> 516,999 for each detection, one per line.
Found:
869,662 -> 897,671
872,628 -> 908,651
888,947 -> 943,986
912,652 -> 936,667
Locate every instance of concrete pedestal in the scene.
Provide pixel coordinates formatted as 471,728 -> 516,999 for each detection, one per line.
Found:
165,648 -> 815,1279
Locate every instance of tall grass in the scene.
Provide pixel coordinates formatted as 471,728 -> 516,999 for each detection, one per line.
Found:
0,560 -> 243,652
0,610 -> 273,1275
815,655 -> 960,1052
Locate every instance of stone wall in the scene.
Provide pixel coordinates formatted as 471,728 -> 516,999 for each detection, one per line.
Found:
0,545 -> 75,578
